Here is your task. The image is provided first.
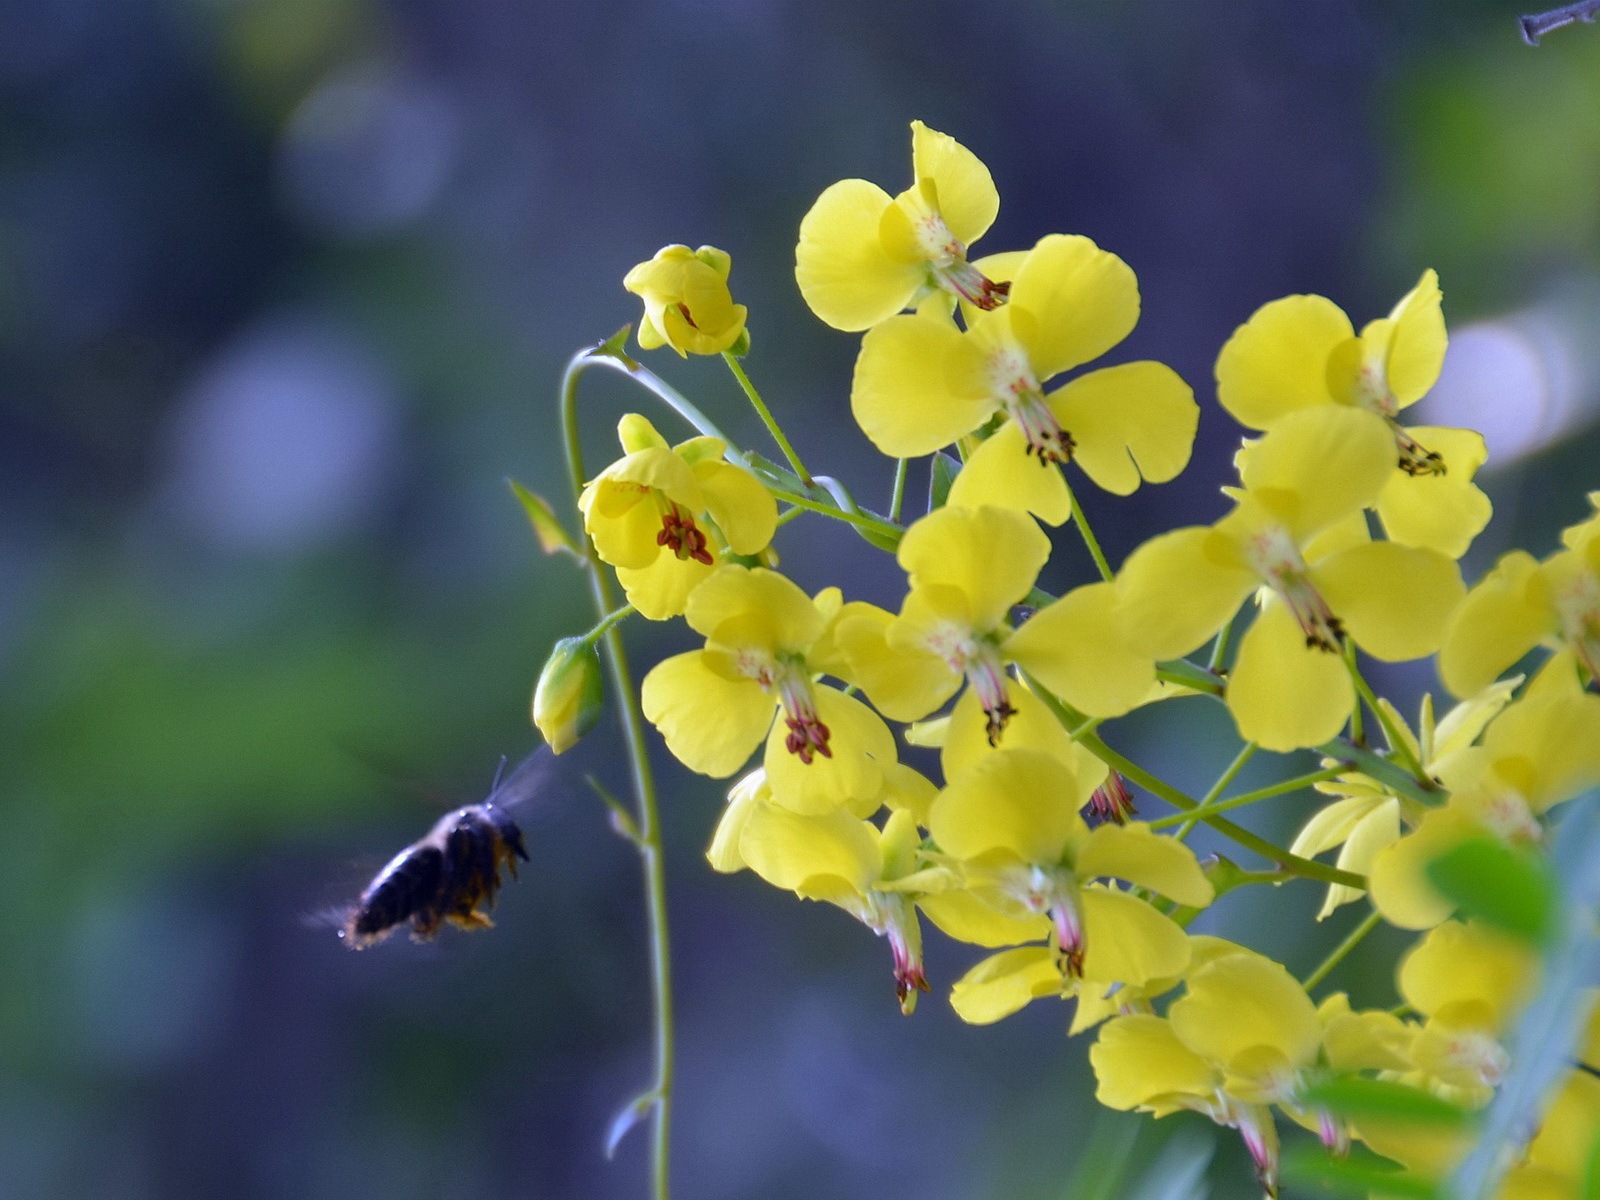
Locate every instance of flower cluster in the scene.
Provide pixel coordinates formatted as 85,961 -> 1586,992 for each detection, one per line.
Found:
530,121 -> 1600,1199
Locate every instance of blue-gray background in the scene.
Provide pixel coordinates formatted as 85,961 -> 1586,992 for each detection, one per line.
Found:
5,2 -> 1598,1197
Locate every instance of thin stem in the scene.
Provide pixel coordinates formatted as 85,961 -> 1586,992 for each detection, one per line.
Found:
584,603 -> 636,644
721,351 -> 813,485
1174,743 -> 1258,841
1344,652 -> 1429,784
1301,908 -> 1383,992
1344,640 -> 1365,745
1066,481 -> 1114,582
1207,618 -> 1235,673
1520,1 -> 1600,45
1146,764 -> 1348,831
1155,658 -> 1227,697
1317,736 -> 1442,805
560,347 -> 676,1200
889,458 -> 909,523
767,486 -> 901,539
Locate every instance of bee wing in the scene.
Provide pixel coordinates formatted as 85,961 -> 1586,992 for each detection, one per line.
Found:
486,744 -> 557,813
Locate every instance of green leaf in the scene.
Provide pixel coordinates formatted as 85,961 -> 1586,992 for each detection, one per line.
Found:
1299,1077 -> 1471,1128
1280,1143 -> 1440,1199
508,478 -> 583,561
929,451 -> 960,510
1425,836 -> 1560,946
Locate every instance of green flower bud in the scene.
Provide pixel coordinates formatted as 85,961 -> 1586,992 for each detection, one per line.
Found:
533,636 -> 605,753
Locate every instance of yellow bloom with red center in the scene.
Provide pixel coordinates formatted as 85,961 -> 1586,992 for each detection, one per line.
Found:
1215,270 -> 1491,558
1290,678 -> 1519,918
623,244 -> 748,357
829,506 -> 1157,745
640,566 -> 896,813
713,792 -> 953,1013
1439,495 -> 1600,697
1369,675 -> 1600,928
578,414 -> 777,620
795,120 -> 1008,332
924,747 -> 1212,982
848,234 -> 1197,525
1115,405 -> 1464,751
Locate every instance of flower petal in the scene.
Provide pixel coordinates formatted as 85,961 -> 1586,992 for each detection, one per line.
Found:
1079,887 -> 1193,985
1215,293 -> 1354,429
738,800 -> 879,898
929,747 -> 1085,865
763,687 -> 896,815
1368,805 -> 1479,930
697,460 -> 777,556
795,179 -> 923,331
1091,1014 -> 1216,1112
1116,526 -> 1257,660
1384,269 -> 1447,408
945,422 -> 1074,527
1237,406 -> 1395,542
948,946 -> 1061,1025
1005,234 -> 1140,381
1374,426 -> 1491,558
1049,361 -> 1198,496
940,687 -> 1110,796
897,504 -> 1051,629
617,554 -> 715,621
852,313 -> 993,456
641,650 -> 773,776
1314,541 -> 1464,661
909,120 -> 998,247
1077,825 -> 1214,906
1439,550 -> 1552,698
1227,599 -> 1353,753
687,565 -> 825,650
1170,953 -> 1321,1074
829,603 -> 958,722
920,891 -> 1049,950
1007,581 -> 1156,718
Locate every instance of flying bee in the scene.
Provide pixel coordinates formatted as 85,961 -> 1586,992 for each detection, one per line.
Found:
337,747 -> 550,949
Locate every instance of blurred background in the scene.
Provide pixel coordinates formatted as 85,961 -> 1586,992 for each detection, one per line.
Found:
4,1 -> 1599,1196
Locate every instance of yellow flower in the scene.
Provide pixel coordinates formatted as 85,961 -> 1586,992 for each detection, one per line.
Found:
1116,405 -> 1464,751
623,244 -> 748,356
718,795 -> 953,1013
1215,270 -> 1491,558
577,414 -> 776,620
531,636 -> 605,753
849,235 -> 1196,525
1290,678 -> 1519,918
795,120 -> 1007,331
1439,494 -> 1600,697
640,567 -> 896,813
925,748 -> 1211,981
829,506 -> 1155,744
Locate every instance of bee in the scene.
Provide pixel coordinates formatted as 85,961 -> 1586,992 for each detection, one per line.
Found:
338,747 -> 549,949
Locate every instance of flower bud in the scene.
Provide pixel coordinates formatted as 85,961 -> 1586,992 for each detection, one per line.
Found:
622,244 -> 749,357
532,637 -> 605,753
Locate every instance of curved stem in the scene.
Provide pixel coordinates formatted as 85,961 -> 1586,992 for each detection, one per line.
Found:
560,347 -> 675,1199
889,458 -> 909,523
722,351 -> 813,485
1174,743 -> 1258,842
1300,908 -> 1382,992
583,603 -> 636,645
1146,764 -> 1348,831
1343,651 -> 1428,783
1066,480 -> 1114,582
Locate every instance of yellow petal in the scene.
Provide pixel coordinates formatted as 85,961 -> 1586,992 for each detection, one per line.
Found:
944,422 -> 1074,527
1398,919 -> 1536,1027
1079,887 -> 1193,985
852,313 -> 993,456
763,687 -> 896,815
1006,582 -> 1157,719
707,770 -> 767,873
1215,293 -> 1353,429
1479,686 -> 1600,814
829,604 -> 957,723
696,459 -> 777,556
738,800 -> 879,897
1005,234 -> 1140,381
1170,953 -> 1321,1074
1049,361 -> 1198,495
1115,526 -> 1258,659
795,179 -> 924,331
641,650 -> 773,776
687,565 -> 825,650
929,747 -> 1085,865
940,687 -> 1109,796
879,762 -> 940,826
897,504 -> 1051,630
1227,599 -> 1353,753
948,946 -> 1061,1025
615,554 -> 714,621
1314,542 -> 1464,661
919,890 -> 1049,949
1091,1014 -> 1217,1111
909,120 -> 998,247
1439,551 -> 1553,698
1374,427 -> 1492,558
1237,405 -> 1395,542
1077,825 -> 1213,906
1385,269 -> 1447,408
1368,805 -> 1479,930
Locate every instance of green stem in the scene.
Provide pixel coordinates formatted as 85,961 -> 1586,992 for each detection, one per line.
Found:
583,603 -> 635,644
1344,640 -> 1365,745
1146,764 -> 1348,831
1317,736 -> 1443,805
560,347 -> 676,1200
1343,652 -> 1429,784
1066,481 -> 1114,582
889,458 -> 908,523
1208,618 -> 1234,673
721,351 -> 812,485
767,486 -> 901,540
1301,908 -> 1383,992
1174,743 -> 1258,841
1154,658 -> 1227,697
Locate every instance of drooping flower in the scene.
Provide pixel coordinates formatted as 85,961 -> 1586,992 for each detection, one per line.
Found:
1116,405 -> 1465,751
829,505 -> 1157,743
1439,494 -> 1600,697
1215,270 -> 1490,558
623,244 -> 749,357
795,120 -> 1007,332
849,235 -> 1197,526
578,414 -> 777,620
640,566 -> 896,813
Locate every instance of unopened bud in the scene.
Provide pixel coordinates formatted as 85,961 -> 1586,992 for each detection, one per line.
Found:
533,637 -> 605,753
